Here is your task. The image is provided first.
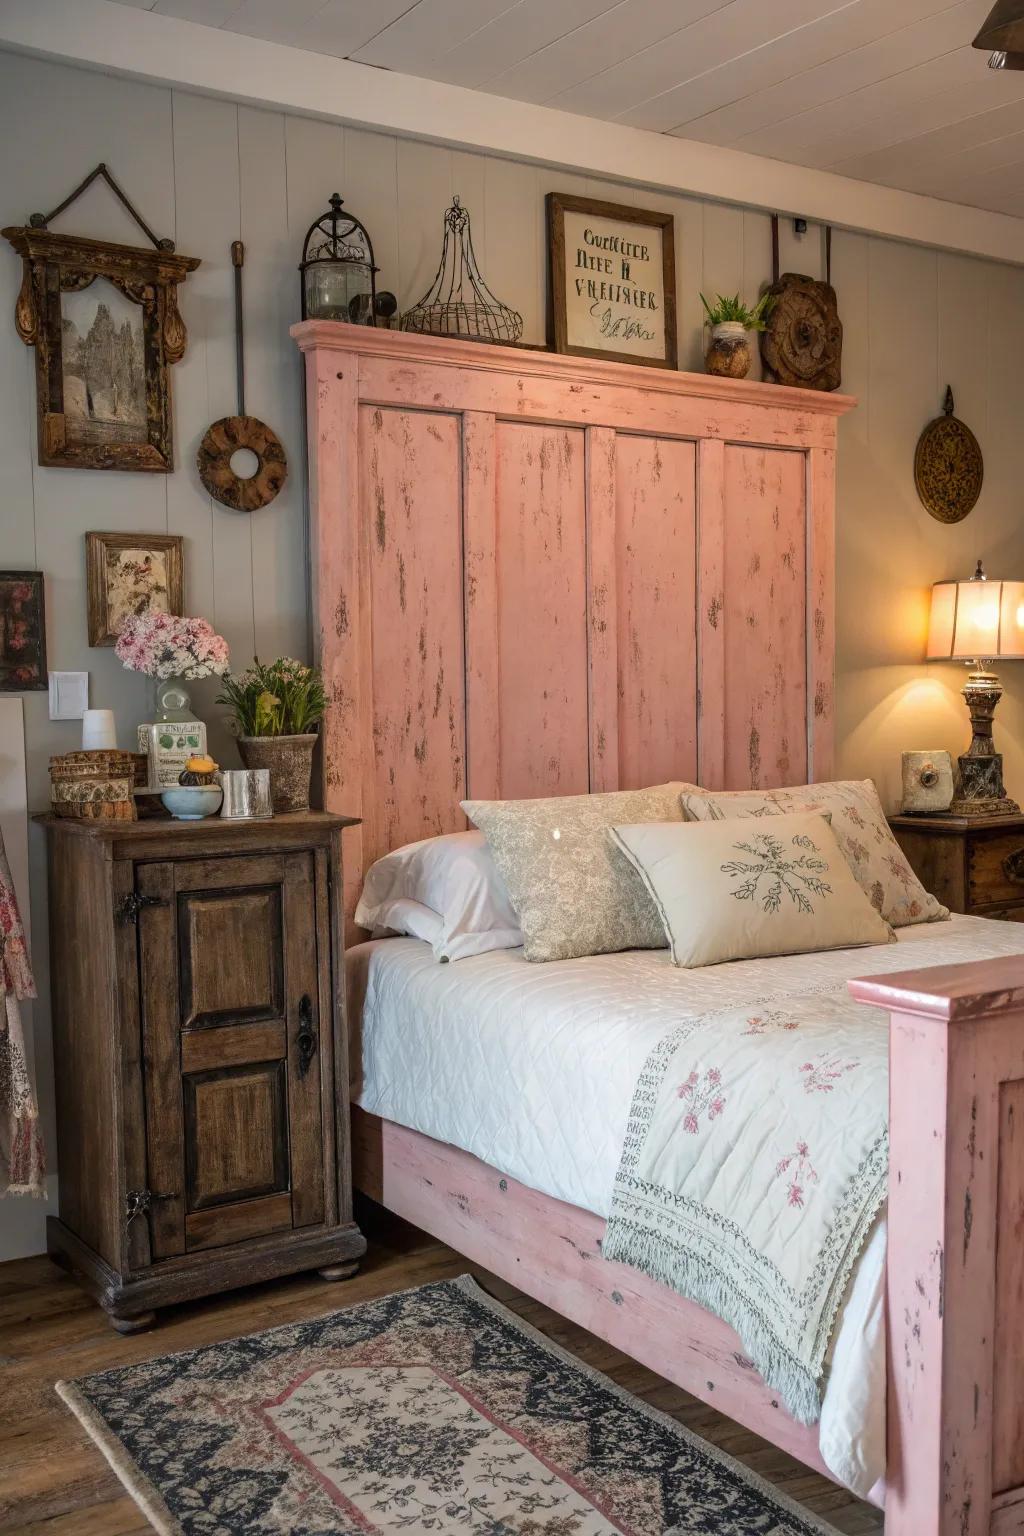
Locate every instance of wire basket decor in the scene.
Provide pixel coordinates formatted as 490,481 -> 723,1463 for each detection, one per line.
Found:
401,196 -> 523,344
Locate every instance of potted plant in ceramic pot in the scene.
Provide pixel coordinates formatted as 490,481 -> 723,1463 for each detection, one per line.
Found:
700,291 -> 774,379
218,657 -> 326,813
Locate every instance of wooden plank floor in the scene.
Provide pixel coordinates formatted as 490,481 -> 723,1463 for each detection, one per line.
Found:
0,1203 -> 883,1535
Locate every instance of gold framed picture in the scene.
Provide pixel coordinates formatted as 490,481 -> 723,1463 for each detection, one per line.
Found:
85,531 -> 184,647
3,224 -> 199,472
546,193 -> 677,370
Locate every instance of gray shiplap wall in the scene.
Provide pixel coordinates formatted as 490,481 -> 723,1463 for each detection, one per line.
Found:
4,49 -> 1024,1252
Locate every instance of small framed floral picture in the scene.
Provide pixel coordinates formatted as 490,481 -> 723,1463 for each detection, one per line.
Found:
85,530 -> 184,647
0,571 -> 47,691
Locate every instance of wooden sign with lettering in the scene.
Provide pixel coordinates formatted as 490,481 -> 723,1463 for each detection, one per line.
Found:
547,193 -> 676,370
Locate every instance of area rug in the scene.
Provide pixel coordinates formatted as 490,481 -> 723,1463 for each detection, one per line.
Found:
57,1275 -> 837,1535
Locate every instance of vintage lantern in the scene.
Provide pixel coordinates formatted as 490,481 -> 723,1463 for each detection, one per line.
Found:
299,193 -> 378,323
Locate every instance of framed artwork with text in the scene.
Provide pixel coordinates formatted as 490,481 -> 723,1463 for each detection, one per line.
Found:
546,193 -> 676,370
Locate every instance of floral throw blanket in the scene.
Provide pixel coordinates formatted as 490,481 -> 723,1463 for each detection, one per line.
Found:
603,984 -> 888,1426
0,835 -> 44,1197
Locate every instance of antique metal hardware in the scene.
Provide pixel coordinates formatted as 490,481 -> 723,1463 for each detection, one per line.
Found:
125,1188 -> 176,1226
1002,848 -> 1024,884
117,891 -> 168,925
125,1189 -> 151,1226
296,993 -> 317,1078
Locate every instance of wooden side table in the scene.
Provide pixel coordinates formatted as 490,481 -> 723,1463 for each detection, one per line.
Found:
889,812 -> 1024,921
43,810 -> 366,1331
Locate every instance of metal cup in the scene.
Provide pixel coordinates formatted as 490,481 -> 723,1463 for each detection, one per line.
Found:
218,768 -> 273,820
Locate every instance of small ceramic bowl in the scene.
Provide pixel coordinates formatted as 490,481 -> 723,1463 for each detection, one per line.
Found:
160,784 -> 224,821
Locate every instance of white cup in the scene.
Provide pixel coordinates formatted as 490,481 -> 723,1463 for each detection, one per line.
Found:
82,709 -> 117,751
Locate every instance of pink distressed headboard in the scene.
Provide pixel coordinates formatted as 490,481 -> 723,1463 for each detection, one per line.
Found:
293,321 -> 855,929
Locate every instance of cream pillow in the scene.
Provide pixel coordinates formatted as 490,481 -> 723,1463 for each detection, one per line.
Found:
611,811 -> 893,968
679,779 -> 948,928
462,783 -> 699,962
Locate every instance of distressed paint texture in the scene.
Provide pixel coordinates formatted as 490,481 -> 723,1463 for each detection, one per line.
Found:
296,324 -> 849,931
850,960 -> 1024,1536
721,445 -> 807,790
994,1078 -> 1024,1495
360,405 -> 467,865
494,422 -> 589,799
614,435 -> 698,789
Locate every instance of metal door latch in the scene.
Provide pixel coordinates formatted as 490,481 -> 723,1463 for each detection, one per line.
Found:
117,892 -> 167,925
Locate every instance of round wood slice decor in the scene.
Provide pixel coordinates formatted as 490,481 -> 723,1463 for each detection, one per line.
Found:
914,391 -> 983,524
760,272 -> 842,391
197,415 -> 287,512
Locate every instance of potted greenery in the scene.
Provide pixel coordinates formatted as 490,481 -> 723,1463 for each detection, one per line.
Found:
218,657 -> 326,813
700,291 -> 774,379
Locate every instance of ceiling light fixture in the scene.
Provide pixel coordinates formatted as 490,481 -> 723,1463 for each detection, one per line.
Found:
973,0 -> 1024,69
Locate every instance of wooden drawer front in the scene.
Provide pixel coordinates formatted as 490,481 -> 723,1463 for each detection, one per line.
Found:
968,834 -> 1024,909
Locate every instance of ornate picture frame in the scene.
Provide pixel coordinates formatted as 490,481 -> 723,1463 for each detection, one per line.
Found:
0,571 -> 47,691
85,530 -> 184,647
546,193 -> 676,370
2,167 -> 199,473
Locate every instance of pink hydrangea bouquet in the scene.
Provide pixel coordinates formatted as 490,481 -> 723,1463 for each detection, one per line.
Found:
115,611 -> 230,681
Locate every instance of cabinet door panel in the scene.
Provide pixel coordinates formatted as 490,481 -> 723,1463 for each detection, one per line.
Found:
178,885 -> 284,1029
139,852 -> 326,1261
184,1061 -> 289,1210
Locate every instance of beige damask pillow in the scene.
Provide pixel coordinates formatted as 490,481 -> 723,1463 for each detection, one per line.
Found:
611,811 -> 894,968
462,783 -> 698,962
679,780 -> 948,928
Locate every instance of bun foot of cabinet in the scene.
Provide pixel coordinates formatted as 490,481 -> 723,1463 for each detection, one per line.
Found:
48,1215 -> 367,1332
109,1310 -> 157,1334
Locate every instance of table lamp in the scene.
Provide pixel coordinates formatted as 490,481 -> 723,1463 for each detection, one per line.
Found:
927,560 -> 1023,815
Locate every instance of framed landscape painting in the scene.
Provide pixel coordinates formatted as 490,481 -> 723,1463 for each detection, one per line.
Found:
1,223 -> 199,472
546,193 -> 677,369
85,531 -> 184,647
0,572 -> 47,691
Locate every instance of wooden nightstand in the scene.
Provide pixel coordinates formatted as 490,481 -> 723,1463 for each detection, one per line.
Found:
43,810 -> 366,1331
889,811 -> 1024,921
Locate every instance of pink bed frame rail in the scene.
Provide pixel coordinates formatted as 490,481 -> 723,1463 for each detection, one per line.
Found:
295,321 -> 1024,1530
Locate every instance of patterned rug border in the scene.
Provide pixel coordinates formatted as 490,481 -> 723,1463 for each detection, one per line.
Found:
56,1273 -> 842,1536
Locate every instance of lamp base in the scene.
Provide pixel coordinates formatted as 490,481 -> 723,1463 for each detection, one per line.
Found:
949,666 -> 1019,816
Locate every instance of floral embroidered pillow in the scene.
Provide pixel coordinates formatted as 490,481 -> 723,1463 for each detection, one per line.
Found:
462,783 -> 698,962
610,811 -> 894,968
679,780 -> 948,928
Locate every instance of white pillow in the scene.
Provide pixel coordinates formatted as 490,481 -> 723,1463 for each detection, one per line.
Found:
355,830 -> 522,962
363,896 -> 444,947
610,811 -> 894,968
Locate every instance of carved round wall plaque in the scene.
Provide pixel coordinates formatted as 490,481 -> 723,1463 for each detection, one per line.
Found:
196,414 -> 287,512
759,272 -> 842,391
914,387 -> 983,524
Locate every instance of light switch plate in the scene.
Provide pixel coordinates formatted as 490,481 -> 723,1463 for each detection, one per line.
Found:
48,671 -> 89,721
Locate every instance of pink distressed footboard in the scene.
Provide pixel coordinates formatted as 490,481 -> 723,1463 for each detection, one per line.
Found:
851,955 -> 1024,1536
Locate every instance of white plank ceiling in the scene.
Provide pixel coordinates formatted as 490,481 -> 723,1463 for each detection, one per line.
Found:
110,0 -> 1024,218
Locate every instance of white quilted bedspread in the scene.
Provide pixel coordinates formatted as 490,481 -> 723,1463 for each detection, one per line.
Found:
348,914 -> 1024,1497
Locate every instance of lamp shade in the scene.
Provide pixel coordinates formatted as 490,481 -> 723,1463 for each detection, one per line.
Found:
927,571 -> 1024,661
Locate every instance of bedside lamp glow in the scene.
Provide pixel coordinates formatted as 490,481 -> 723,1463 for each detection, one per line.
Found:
927,560 -> 1023,816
